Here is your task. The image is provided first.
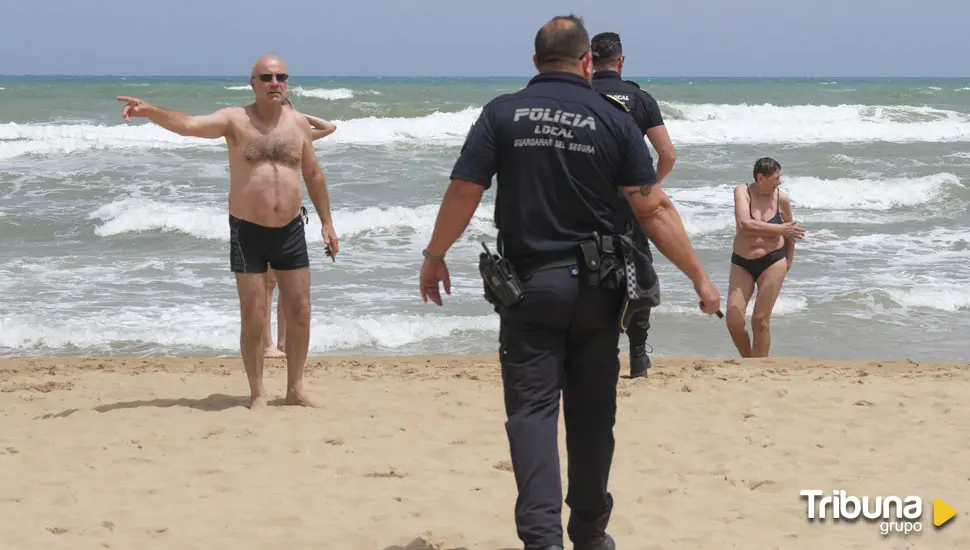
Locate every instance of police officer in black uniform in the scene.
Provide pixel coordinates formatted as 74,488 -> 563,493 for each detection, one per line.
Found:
590,31 -> 678,379
418,14 -> 721,550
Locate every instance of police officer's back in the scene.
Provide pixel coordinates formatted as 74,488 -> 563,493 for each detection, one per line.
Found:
445,45 -> 659,273
418,14 -> 721,550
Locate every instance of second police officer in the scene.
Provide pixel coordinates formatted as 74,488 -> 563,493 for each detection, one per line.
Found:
590,31 -> 679,379
419,14 -> 722,550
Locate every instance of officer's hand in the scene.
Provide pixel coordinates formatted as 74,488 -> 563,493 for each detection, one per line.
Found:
694,278 -> 721,316
420,257 -> 451,306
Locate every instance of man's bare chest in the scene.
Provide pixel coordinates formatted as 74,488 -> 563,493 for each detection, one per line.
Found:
236,122 -> 303,168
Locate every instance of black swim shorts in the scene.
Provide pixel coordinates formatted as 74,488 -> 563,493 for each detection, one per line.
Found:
228,212 -> 309,273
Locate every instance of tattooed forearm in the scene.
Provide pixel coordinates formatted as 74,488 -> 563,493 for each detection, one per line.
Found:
622,184 -> 652,197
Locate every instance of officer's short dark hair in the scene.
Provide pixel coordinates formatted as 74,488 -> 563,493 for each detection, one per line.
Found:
534,14 -> 590,66
591,32 -> 622,66
753,157 -> 782,180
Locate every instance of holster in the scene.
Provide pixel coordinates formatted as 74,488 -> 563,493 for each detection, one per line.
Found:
576,231 -> 661,333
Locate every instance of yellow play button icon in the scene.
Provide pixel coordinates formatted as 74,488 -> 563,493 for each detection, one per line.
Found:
934,499 -> 956,527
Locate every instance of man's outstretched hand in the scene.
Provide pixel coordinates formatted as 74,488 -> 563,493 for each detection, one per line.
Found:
117,96 -> 150,123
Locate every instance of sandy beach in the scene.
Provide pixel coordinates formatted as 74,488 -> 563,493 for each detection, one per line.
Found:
1,354 -> 968,549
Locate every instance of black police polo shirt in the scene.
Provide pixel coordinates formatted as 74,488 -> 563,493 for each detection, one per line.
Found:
591,71 -> 665,136
450,71 -> 657,264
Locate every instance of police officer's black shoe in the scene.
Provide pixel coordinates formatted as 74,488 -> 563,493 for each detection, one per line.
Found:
628,348 -> 651,378
574,533 -> 616,550
629,353 -> 650,378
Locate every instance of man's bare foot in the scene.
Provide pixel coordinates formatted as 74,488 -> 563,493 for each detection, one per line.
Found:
284,388 -> 318,407
264,345 -> 285,358
249,395 -> 269,410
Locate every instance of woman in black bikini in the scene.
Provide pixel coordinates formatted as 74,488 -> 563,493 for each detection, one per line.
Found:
725,157 -> 804,357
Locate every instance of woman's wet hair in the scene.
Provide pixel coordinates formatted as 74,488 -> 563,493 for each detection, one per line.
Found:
753,157 -> 781,180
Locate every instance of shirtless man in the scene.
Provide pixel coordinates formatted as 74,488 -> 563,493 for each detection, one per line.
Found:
117,54 -> 339,408
725,157 -> 803,358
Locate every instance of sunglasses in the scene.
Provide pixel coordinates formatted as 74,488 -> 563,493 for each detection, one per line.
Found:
257,73 -> 289,83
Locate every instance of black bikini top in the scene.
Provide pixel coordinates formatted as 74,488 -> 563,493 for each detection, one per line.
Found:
747,184 -> 783,224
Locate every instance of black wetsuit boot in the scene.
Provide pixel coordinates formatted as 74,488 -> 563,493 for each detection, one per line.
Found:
629,345 -> 651,379
627,308 -> 651,379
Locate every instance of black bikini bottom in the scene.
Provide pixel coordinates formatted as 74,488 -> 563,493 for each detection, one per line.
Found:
731,247 -> 786,281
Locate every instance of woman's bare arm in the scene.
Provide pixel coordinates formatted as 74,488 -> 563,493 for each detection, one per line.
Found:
779,191 -> 796,270
303,113 -> 337,140
734,184 -> 792,237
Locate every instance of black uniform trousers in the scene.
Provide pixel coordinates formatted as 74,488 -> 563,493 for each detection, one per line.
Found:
497,263 -> 625,549
626,307 -> 651,352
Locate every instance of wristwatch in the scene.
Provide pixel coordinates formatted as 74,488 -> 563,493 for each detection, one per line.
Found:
422,249 -> 445,262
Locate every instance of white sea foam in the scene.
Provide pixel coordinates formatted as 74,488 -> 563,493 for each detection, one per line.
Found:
0,121 -> 219,160
797,227 -> 970,264
654,294 -> 808,317
223,86 -> 369,100
5,102 -> 970,160
87,198 -> 497,242
0,308 -> 498,354
840,281 -> 970,314
829,153 -> 857,164
323,107 -> 481,145
0,107 -> 479,159
321,101 -> 970,147
291,86 -> 355,100
787,173 -> 962,210
0,290 -> 814,355
660,103 -> 970,145
882,286 -> 970,312
87,169 -> 960,248
669,173 -> 961,211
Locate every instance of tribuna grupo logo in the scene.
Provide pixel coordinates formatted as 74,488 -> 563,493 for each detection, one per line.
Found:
799,489 -> 957,536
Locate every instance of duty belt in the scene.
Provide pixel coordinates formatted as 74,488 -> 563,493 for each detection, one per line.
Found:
579,232 -> 657,333
579,232 -> 638,297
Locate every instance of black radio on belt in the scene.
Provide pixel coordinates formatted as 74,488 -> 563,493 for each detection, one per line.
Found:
479,242 -> 524,308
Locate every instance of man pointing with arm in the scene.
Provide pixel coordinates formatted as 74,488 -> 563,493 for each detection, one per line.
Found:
117,54 -> 339,409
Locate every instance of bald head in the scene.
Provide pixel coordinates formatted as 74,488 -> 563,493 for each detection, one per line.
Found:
533,14 -> 590,68
251,54 -> 288,78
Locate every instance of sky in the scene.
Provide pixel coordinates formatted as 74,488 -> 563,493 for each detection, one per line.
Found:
2,0 -> 968,77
